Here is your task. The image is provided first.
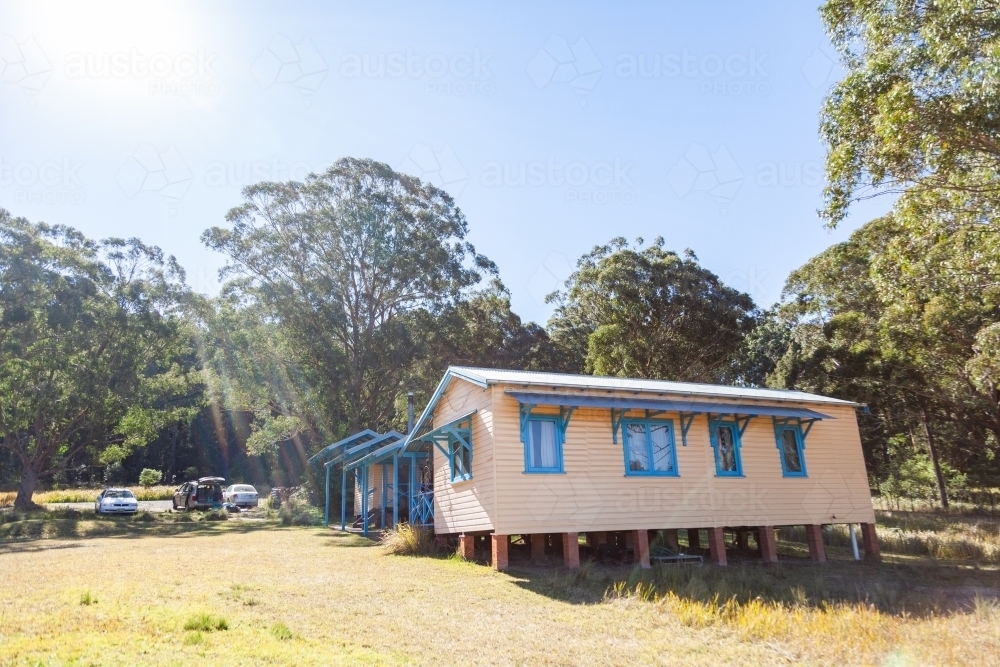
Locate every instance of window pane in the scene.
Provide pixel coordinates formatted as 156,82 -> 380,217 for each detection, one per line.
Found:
650,424 -> 674,472
781,429 -> 802,473
530,420 -> 557,469
626,423 -> 649,471
716,426 -> 737,472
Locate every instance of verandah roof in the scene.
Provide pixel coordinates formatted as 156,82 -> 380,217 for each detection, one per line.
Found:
504,391 -> 833,421
307,429 -> 381,465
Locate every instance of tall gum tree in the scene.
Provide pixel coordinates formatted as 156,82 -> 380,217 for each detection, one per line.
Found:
201,158 -> 495,446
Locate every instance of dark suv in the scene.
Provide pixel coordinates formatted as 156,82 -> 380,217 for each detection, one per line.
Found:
172,477 -> 225,510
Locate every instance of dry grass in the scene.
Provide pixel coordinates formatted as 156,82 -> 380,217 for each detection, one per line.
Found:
775,511 -> 1000,563
1,514 -> 998,666
0,485 -> 177,505
380,523 -> 436,555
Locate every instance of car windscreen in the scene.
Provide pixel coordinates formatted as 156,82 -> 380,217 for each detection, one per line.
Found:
233,485 -> 256,492
104,490 -> 134,499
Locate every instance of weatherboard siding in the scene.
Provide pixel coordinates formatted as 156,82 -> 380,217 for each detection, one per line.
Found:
430,378 -> 496,533
353,464 -> 384,516
478,383 -> 874,535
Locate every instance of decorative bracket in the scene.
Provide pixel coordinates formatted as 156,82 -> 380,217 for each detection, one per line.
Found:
678,411 -> 697,446
611,408 -> 625,444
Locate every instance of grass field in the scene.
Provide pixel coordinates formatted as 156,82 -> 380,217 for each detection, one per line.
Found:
0,511 -> 998,666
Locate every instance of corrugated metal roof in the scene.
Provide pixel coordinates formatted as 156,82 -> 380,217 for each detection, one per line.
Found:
450,366 -> 857,406
504,391 -> 833,420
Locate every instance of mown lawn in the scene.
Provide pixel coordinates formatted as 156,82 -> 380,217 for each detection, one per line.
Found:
0,513 -> 998,666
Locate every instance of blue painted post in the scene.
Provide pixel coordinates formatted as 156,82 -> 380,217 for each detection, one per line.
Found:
380,464 -> 387,530
340,466 -> 347,530
392,451 -> 399,529
324,462 -> 330,527
362,464 -> 369,537
409,455 -> 417,505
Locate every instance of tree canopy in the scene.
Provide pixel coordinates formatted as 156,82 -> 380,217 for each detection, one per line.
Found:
820,0 -> 1000,227
0,210 -> 202,509
547,237 -> 759,383
201,158 -> 497,450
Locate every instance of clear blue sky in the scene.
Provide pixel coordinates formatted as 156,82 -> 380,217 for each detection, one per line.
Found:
0,1 -> 891,324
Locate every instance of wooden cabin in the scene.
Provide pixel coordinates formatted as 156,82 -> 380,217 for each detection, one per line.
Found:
315,367 -> 880,569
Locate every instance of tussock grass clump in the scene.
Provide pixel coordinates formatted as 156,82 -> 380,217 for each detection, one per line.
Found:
183,613 -> 228,632
202,509 -> 229,522
79,591 -> 97,606
271,622 -> 294,640
381,524 -> 435,556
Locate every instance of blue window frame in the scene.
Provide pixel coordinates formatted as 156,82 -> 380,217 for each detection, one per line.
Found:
523,416 -> 564,473
709,420 -> 744,477
448,431 -> 472,482
774,423 -> 808,477
622,419 -> 679,476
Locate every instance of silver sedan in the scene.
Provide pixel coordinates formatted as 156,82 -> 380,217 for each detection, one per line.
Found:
223,484 -> 259,508
94,488 -> 139,514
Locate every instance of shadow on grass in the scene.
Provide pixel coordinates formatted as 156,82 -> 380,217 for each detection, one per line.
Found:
363,533 -> 1000,618
501,551 -> 1000,618
0,509 -> 286,551
315,530 -> 382,548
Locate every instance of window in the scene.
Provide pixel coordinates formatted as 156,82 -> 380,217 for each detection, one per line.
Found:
710,421 -> 743,476
449,432 -> 473,482
623,419 -> 678,476
775,424 -> 807,477
524,416 -> 564,473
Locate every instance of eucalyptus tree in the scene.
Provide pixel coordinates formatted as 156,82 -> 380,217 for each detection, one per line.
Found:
819,0 -> 1000,227
777,209 -> 1000,506
202,158 -> 495,446
547,238 -> 758,383
0,211 -> 202,510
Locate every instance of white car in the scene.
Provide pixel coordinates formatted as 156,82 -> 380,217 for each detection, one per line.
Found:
95,488 -> 139,515
223,484 -> 259,508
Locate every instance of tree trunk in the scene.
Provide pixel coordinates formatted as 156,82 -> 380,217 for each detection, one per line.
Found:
13,465 -> 40,511
919,407 -> 949,510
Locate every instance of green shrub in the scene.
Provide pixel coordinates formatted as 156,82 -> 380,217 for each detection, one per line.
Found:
183,613 -> 228,632
138,468 -> 162,487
